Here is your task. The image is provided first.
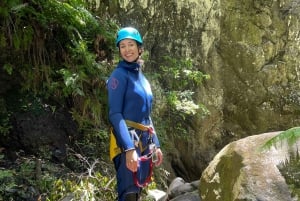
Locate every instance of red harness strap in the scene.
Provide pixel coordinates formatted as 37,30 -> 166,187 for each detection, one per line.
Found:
133,154 -> 154,187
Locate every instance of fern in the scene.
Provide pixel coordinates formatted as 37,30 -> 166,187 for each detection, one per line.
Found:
262,127 -> 300,149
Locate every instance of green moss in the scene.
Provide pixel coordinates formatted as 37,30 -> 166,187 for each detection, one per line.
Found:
200,150 -> 243,201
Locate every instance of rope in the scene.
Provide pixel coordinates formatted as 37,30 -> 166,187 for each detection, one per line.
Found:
133,152 -> 154,187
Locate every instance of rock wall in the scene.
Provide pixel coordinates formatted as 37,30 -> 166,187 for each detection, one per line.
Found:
220,0 -> 300,136
98,0 -> 300,181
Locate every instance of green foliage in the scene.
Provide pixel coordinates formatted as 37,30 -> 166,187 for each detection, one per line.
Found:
3,63 -> 13,75
159,56 -> 210,116
0,113 -> 11,136
155,56 -> 210,139
0,147 -> 118,201
47,171 -> 117,201
262,127 -> 300,150
0,0 -> 118,133
0,1 -> 119,199
159,56 -> 210,90
278,152 -> 300,200
261,127 -> 300,200
0,98 -> 12,136
0,168 -> 16,201
44,147 -> 117,201
0,156 -> 38,200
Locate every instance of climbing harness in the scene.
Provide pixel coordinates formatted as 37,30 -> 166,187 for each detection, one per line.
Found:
109,120 -> 157,187
126,120 -> 157,188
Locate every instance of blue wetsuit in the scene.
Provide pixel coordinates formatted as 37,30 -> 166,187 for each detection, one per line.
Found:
107,60 -> 160,200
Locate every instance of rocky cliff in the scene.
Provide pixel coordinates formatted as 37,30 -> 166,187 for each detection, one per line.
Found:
98,0 -> 300,181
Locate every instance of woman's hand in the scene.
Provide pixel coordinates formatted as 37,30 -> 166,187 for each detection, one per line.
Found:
154,148 -> 163,166
125,149 -> 138,172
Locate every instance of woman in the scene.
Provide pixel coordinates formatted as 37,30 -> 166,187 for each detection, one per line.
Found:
107,27 -> 163,201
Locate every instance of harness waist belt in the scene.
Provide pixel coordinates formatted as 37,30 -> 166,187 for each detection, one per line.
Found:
125,120 -> 153,133
109,120 -> 153,161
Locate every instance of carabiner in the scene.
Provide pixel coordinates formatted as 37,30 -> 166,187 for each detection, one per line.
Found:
129,129 -> 140,147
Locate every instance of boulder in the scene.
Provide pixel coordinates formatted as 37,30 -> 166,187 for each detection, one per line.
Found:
6,108 -> 79,162
147,189 -> 168,201
200,132 -> 298,201
166,177 -> 201,201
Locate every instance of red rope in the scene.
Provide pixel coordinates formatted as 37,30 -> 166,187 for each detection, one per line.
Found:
133,153 -> 154,187
133,125 -> 155,187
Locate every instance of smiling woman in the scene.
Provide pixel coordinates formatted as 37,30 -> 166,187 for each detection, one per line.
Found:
107,27 -> 163,201
119,39 -> 141,62
116,27 -> 143,63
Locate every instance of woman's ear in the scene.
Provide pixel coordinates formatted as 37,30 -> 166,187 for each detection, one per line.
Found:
138,47 -> 144,55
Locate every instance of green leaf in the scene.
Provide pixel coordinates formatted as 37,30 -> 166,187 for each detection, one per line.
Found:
262,127 -> 300,150
3,63 -> 13,75
0,169 -> 14,179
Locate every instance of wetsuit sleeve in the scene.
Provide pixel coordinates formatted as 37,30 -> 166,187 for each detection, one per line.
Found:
107,69 -> 135,151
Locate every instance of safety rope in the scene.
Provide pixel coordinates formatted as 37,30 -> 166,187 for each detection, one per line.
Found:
133,154 -> 154,187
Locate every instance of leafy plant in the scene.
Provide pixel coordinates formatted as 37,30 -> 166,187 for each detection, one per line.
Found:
46,171 -> 117,201
277,152 -> 300,200
159,56 -> 210,116
155,56 -> 210,139
0,168 -> 16,201
1,0 -> 117,135
0,1 -> 119,199
262,127 -> 300,149
159,56 -> 210,90
261,127 -> 300,200
0,98 -> 12,136
0,113 -> 11,137
45,150 -> 117,201
0,151 -> 117,201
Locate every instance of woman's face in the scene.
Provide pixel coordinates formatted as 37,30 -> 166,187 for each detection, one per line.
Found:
119,39 -> 141,62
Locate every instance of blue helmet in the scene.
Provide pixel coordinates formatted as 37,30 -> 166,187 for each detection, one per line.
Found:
116,27 -> 143,47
